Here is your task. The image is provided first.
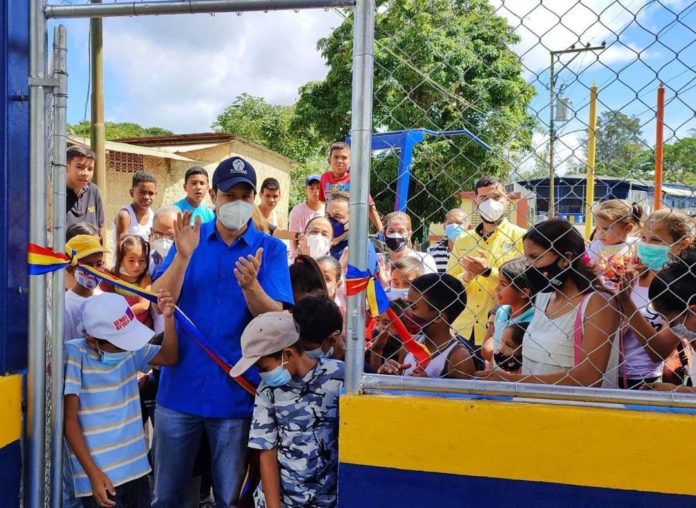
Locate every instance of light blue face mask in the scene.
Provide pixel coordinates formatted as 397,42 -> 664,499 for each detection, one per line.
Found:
637,241 -> 671,271
444,223 -> 465,242
96,343 -> 129,365
259,359 -> 292,388
388,287 -> 410,301
305,345 -> 335,360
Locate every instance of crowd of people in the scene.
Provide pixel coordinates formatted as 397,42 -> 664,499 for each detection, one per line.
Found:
59,141 -> 696,507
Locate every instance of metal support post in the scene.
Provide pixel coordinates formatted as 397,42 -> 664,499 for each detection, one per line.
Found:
50,24 -> 68,508
345,0 -> 375,395
548,53 -> 555,219
27,0 -> 48,506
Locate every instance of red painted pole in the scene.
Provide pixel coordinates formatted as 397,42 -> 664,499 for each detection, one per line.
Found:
653,84 -> 665,210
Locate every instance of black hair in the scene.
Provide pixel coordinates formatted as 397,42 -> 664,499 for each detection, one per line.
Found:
499,256 -> 532,295
184,166 -> 209,184
474,176 -> 502,194
649,249 -> 696,315
66,222 -> 100,242
132,170 -> 156,187
67,145 -> 96,162
505,321 -> 529,347
260,178 -> 280,193
410,273 -> 466,324
113,234 -> 150,283
293,296 -> 343,348
523,219 -> 606,295
290,255 -> 328,300
267,340 -> 304,359
389,298 -> 409,316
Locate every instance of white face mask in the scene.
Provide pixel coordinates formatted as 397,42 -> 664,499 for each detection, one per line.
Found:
478,198 -> 506,223
306,234 -> 331,259
75,268 -> 98,290
153,238 -> 173,259
218,200 -> 253,231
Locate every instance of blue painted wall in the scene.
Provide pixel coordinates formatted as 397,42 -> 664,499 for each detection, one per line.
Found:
1,0 -> 30,373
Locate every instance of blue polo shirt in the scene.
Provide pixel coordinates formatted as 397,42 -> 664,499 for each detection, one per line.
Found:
154,220 -> 293,418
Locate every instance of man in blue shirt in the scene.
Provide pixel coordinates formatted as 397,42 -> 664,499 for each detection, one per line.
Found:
151,156 -> 293,508
174,166 -> 216,223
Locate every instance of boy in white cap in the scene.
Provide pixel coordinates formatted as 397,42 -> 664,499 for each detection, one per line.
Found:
231,311 -> 344,508
64,291 -> 178,508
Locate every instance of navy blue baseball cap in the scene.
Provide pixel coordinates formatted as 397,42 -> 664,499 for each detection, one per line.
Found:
212,156 -> 257,192
305,174 -> 321,185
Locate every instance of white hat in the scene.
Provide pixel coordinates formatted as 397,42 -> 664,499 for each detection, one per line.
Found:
81,293 -> 154,351
230,311 -> 299,377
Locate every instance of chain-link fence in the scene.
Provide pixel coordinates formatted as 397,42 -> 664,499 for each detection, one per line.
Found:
325,0 -> 696,394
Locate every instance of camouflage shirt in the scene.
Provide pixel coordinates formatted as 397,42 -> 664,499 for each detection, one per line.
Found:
249,358 -> 344,508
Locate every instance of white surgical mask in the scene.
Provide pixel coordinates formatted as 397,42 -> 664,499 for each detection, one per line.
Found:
478,198 -> 506,223
218,200 -> 253,231
153,238 -> 173,259
306,234 -> 331,259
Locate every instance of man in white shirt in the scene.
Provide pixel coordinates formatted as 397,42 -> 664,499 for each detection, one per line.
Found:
288,175 -> 325,258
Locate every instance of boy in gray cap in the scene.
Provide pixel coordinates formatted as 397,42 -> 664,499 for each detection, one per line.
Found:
231,311 -> 344,508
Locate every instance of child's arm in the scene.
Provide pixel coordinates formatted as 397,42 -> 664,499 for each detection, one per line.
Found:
445,346 -> 478,379
129,274 -> 152,316
114,209 -> 131,244
150,289 -> 178,366
64,394 -> 116,507
259,449 -> 282,508
368,204 -> 383,233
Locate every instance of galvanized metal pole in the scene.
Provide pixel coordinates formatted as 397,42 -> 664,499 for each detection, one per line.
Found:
345,0 -> 375,395
548,53 -> 555,219
45,0 -> 355,19
90,0 -> 107,195
50,24 -> 68,508
28,0 -> 48,505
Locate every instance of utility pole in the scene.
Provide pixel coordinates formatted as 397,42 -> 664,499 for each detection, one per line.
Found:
548,42 -> 605,219
90,0 -> 106,190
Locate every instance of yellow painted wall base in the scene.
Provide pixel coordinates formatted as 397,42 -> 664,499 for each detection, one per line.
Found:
0,374 -> 21,449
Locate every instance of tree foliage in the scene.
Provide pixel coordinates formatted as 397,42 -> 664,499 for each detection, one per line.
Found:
68,120 -> 173,140
213,93 -> 328,207
293,0 -> 536,233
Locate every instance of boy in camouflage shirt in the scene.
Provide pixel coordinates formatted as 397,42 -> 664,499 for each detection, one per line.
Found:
231,311 -> 344,508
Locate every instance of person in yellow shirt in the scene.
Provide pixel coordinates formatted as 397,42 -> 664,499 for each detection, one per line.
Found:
446,177 -> 526,348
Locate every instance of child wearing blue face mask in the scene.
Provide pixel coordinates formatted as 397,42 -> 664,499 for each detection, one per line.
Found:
64,291 -> 178,508
613,209 -> 694,388
293,296 -> 345,361
232,311 -> 344,508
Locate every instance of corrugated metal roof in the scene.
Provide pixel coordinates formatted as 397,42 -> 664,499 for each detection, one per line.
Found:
70,136 -> 197,162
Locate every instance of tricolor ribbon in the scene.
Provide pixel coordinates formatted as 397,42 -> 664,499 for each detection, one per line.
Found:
346,265 -> 431,369
28,243 -> 257,396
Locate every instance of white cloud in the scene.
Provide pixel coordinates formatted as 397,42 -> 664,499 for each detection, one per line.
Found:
89,9 -> 343,132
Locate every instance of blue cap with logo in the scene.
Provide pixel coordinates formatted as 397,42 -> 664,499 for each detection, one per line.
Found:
212,156 -> 257,192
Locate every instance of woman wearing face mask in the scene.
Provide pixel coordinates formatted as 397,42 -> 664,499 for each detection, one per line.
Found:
382,212 -> 438,274
642,249 -> 696,392
612,210 -> 694,387
299,217 -> 333,260
476,219 -> 622,388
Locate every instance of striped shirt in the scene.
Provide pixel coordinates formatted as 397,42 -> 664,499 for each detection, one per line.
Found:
64,339 -> 159,497
426,240 -> 451,274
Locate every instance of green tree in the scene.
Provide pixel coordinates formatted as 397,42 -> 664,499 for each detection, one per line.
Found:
213,93 -> 328,207
68,120 -> 172,140
293,0 -> 535,234
592,111 -> 645,177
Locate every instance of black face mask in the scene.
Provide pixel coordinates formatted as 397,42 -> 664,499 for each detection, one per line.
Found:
494,351 -> 522,372
524,256 -> 571,294
385,235 -> 408,253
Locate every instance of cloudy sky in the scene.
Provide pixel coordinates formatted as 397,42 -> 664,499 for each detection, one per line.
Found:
50,0 -> 695,170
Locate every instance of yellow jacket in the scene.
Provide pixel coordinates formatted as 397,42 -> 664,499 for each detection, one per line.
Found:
446,220 -> 526,345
